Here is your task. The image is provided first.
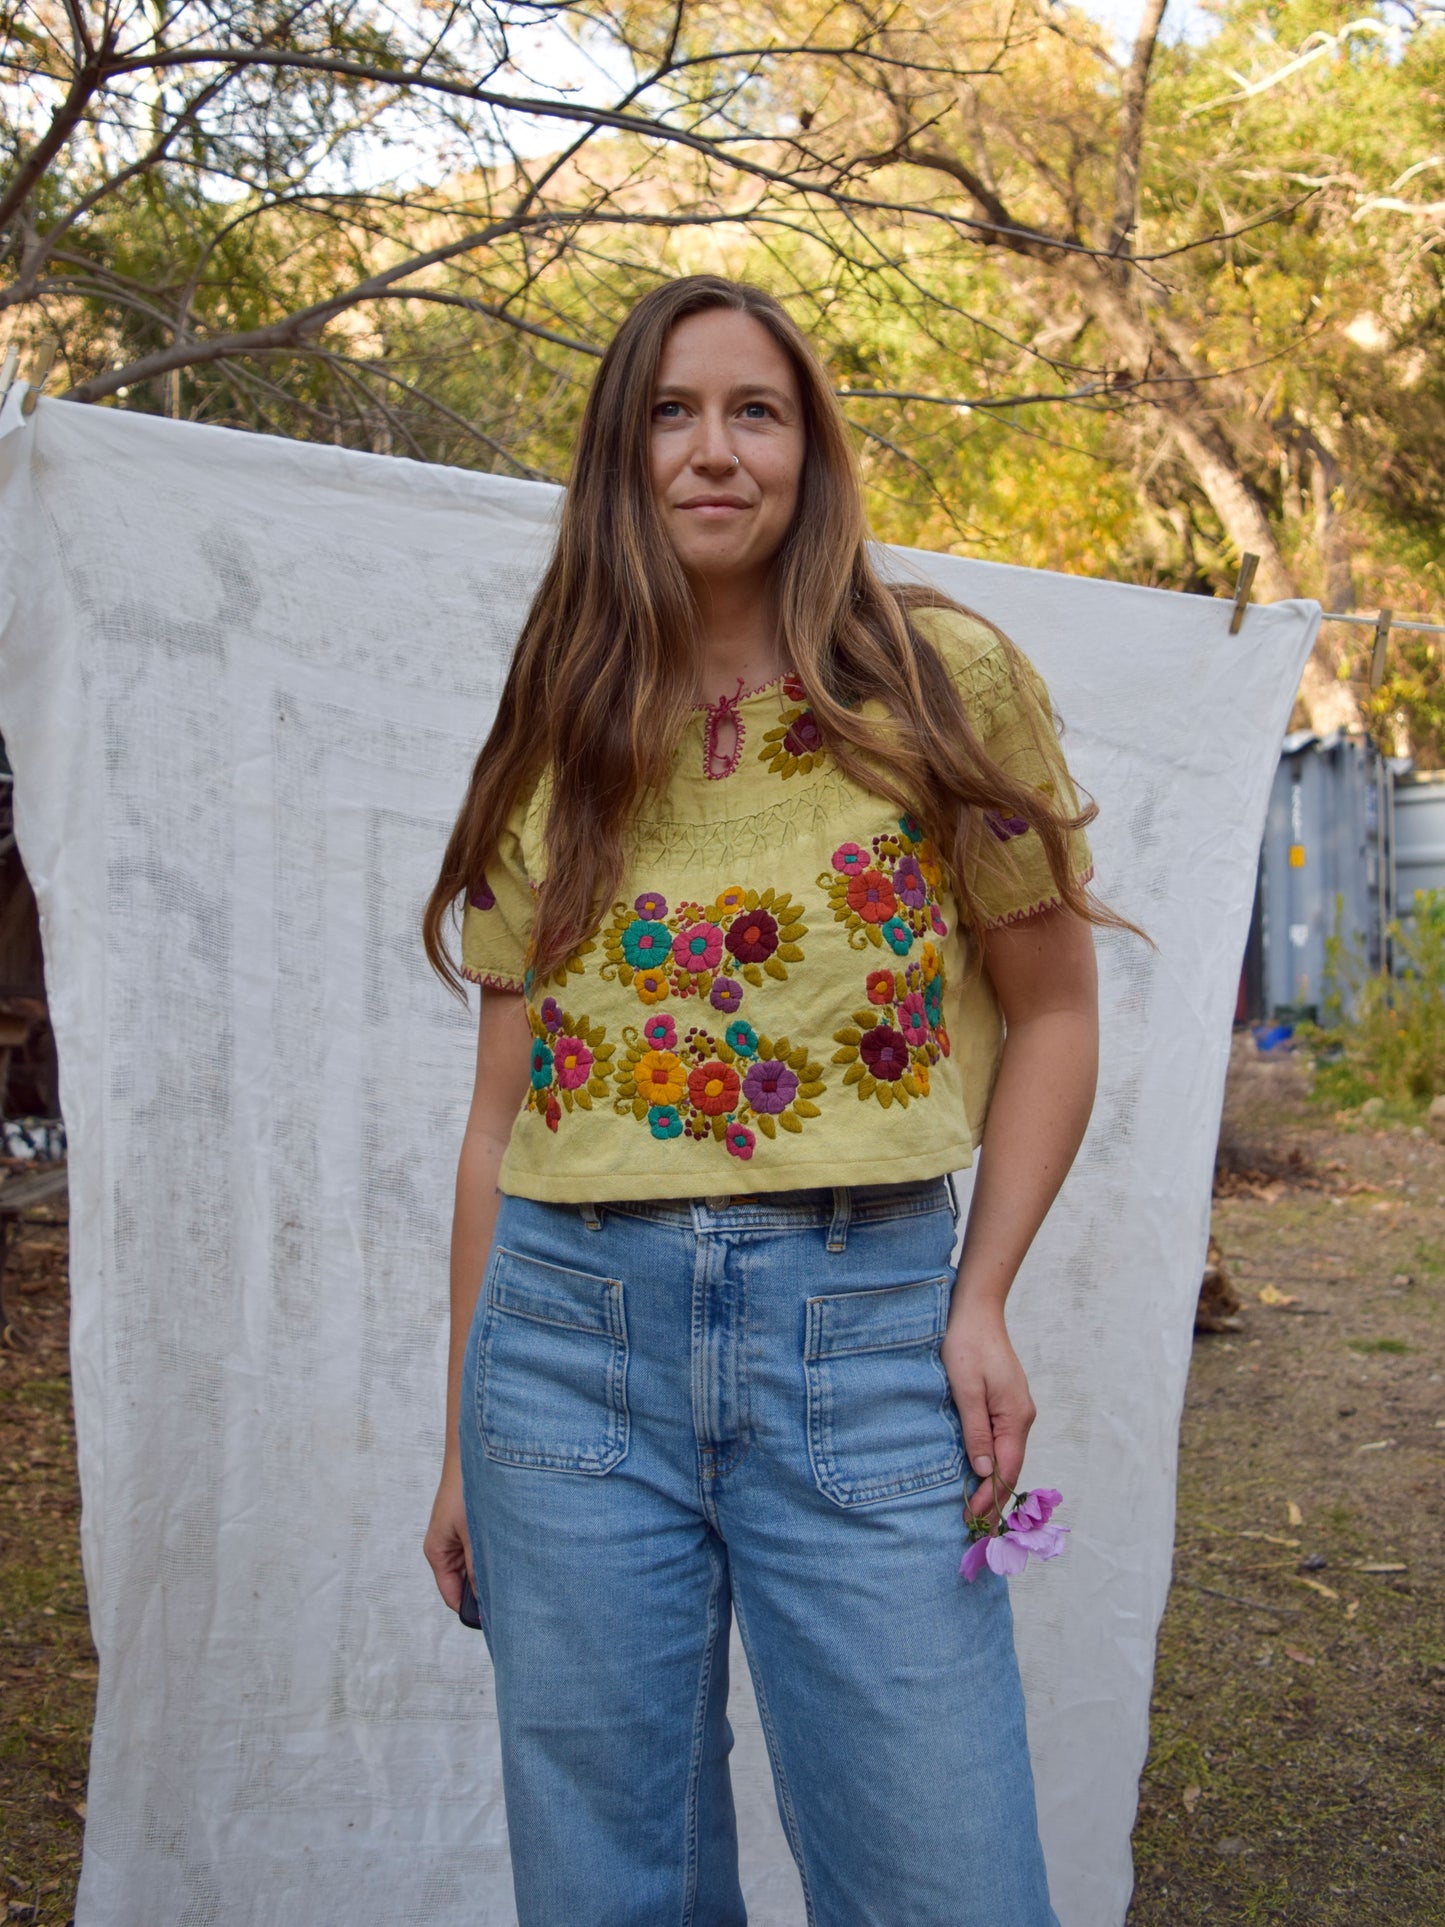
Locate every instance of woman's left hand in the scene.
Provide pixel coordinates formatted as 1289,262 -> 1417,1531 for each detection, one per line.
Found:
940,1302 -> 1036,1526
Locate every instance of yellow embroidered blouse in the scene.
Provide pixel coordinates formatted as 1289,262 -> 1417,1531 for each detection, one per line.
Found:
458,605 -> 1094,1202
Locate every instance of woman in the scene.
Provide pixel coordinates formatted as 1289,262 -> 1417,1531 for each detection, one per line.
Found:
422,274 -> 1142,1924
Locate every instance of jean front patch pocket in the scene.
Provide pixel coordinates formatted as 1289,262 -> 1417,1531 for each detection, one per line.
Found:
804,1274 -> 963,1508
477,1245 -> 629,1474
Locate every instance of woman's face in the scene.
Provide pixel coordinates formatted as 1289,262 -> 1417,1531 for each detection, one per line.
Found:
649,308 -> 806,594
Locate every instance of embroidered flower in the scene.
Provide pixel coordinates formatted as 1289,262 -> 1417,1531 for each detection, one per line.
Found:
847,869 -> 897,924
896,992 -> 929,1044
782,673 -> 808,701
725,906 -> 779,966
643,1013 -> 677,1051
674,921 -> 725,975
689,1060 -> 741,1116
859,1025 -> 910,1082
648,1103 -> 684,1140
710,977 -> 744,1014
742,1058 -> 798,1114
530,1040 -> 554,1089
931,904 -> 948,937
468,874 -> 496,912
622,918 -> 672,969
866,969 -> 896,1006
832,842 -> 869,876
924,975 -> 944,1028
725,1020 -> 758,1057
726,1123 -> 756,1159
760,695 -> 827,779
893,854 -> 928,910
915,1062 -> 931,1096
553,1035 -> 594,1090
634,968 -> 670,1005
881,916 -> 913,956
636,1050 -> 687,1107
985,809 -> 1031,841
713,884 -> 748,913
783,711 -> 823,757
899,811 -> 924,841
545,1093 -> 561,1132
540,996 -> 563,1033
635,889 -> 668,918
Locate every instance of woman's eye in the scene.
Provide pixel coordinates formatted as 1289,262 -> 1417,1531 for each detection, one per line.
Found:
741,402 -> 772,419
653,401 -> 683,419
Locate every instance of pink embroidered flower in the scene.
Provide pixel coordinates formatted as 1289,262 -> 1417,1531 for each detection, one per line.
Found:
930,904 -> 948,937
674,921 -> 725,974
634,889 -> 668,918
847,869 -> 897,924
859,1025 -> 909,1082
866,968 -> 896,1006
468,875 -> 496,911
726,1123 -> 756,1159
896,991 -> 929,1043
553,1035 -> 594,1090
832,842 -> 869,875
689,1060 -> 741,1116
742,1058 -> 798,1114
710,975 -> 744,1013
725,908 -> 779,965
643,1013 -> 677,1051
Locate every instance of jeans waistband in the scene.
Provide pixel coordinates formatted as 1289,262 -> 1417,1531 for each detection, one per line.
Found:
569,1172 -> 958,1251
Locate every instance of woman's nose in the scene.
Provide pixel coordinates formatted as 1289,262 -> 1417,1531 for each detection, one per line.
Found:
690,415 -> 737,471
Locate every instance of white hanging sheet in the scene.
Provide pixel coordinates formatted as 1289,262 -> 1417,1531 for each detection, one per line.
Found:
0,389 -> 1319,1925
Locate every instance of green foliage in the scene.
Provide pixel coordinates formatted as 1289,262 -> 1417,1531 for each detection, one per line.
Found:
1299,887 -> 1445,1112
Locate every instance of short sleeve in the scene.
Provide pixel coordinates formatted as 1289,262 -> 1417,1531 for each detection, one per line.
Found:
916,606 -> 1095,928
460,791 -> 537,992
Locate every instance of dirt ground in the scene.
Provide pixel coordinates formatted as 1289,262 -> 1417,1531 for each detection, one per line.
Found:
1,1033 -> 1442,1925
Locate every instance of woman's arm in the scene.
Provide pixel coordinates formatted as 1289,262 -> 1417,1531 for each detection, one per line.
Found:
941,903 -> 1099,1521
422,985 -> 534,1609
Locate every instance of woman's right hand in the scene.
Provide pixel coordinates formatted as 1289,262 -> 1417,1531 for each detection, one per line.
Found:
423,1459 -> 473,1611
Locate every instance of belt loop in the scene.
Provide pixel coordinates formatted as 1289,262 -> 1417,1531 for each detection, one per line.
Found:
578,1201 -> 603,1231
944,1170 -> 960,1219
826,1185 -> 851,1253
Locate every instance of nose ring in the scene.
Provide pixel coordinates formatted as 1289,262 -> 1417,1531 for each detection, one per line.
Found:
730,454 -> 739,468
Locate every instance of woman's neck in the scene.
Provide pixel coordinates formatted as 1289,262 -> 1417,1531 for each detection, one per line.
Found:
689,572 -> 789,702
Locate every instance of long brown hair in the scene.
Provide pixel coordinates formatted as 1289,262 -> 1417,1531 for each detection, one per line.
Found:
424,273 -> 1148,996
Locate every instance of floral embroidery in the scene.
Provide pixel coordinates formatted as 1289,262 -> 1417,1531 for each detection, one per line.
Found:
816,813 -> 950,954
831,943 -> 951,1111
615,1018 -> 827,1154
759,674 -> 827,779
468,875 -> 496,911
602,885 -> 808,1005
524,999 -> 616,1133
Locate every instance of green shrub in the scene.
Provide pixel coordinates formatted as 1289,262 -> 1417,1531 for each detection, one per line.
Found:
1296,888 -> 1445,1114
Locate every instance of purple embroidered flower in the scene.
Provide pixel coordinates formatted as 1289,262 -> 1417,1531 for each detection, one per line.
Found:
985,809 -> 1031,841
782,711 -> 823,757
643,1013 -> 677,1051
622,918 -> 672,969
725,908 -> 778,965
881,916 -> 913,956
896,992 -> 929,1043
540,996 -> 563,1033
832,841 -> 869,876
710,975 -> 744,1014
742,1058 -> 799,1114
468,874 -> 496,911
725,1123 -> 756,1160
859,1025 -> 909,1082
634,889 -> 668,918
674,921 -> 725,974
553,1035 -> 594,1090
930,904 -> 948,938
893,854 -> 928,909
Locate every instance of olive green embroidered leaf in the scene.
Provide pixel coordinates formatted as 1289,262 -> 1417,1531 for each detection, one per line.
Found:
779,1112 -> 803,1134
588,1078 -> 609,1098
865,924 -> 883,949
742,964 -> 763,986
757,1034 -> 774,1056
777,943 -> 804,963
835,1027 -> 862,1047
787,1046 -> 809,1070
575,1089 -> 593,1110
561,1089 -> 575,1112
711,1115 -> 728,1141
799,1079 -> 826,1097
632,1096 -> 649,1120
877,1084 -> 894,1109
780,921 -> 807,943
756,1113 -> 777,1139
831,1046 -> 857,1064
857,1072 -> 877,1098
843,1063 -> 867,1085
792,1099 -> 821,1118
855,1010 -> 880,1029
764,956 -> 788,980
772,1036 -> 791,1057
902,1073 -> 920,1097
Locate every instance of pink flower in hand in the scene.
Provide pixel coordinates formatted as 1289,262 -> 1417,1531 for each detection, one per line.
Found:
960,1532 -> 1031,1580
1010,1488 -> 1063,1532
1005,1522 -> 1070,1561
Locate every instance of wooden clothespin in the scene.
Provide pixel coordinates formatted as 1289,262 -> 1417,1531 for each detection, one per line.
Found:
1368,609 -> 1393,692
19,339 -> 57,417
0,344 -> 17,401
1229,553 -> 1260,634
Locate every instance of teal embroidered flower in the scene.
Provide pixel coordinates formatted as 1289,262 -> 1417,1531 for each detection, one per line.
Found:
924,975 -> 944,1027
882,916 -> 913,956
648,1103 -> 685,1140
899,811 -> 924,842
529,1039 -> 554,1089
622,918 -> 673,969
725,1019 -> 758,1057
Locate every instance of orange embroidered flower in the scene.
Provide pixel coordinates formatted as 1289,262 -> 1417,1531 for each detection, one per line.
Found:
636,1050 -> 686,1105
713,884 -> 748,912
847,868 -> 897,924
689,1060 -> 741,1116
866,968 -> 896,1005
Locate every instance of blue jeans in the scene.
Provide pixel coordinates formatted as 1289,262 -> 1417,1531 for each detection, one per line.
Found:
459,1176 -> 1058,1926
